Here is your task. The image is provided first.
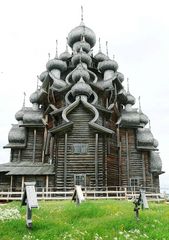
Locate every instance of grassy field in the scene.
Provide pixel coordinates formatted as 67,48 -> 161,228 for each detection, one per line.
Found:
0,200 -> 169,240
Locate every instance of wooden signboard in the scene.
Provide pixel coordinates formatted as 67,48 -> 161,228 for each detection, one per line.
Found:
140,189 -> 149,209
72,185 -> 85,204
21,182 -> 38,228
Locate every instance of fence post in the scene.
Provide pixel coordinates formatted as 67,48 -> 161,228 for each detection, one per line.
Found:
125,187 -> 127,200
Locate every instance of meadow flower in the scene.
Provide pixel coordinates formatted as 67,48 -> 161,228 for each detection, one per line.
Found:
0,207 -> 21,221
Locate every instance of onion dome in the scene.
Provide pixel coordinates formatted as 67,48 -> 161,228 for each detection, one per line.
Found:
71,50 -> 92,67
140,112 -> 149,126
94,52 -> 109,62
8,124 -> 26,144
68,23 -> 96,48
150,151 -> 162,173
126,92 -> 136,105
39,71 -> 48,82
98,59 -> 118,72
94,38 -> 108,62
116,72 -> 124,82
46,58 -> 67,72
71,77 -> 93,97
15,109 -> 24,121
73,38 -> 91,53
30,90 -> 39,104
137,128 -> 155,149
72,64 -> 90,82
59,50 -> 71,61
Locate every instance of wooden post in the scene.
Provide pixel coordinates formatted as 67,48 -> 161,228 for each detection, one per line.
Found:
126,130 -> 130,185
33,129 -> 36,163
142,152 -> 146,187
21,176 -> 25,192
102,135 -> 106,186
50,136 -> 54,161
64,133 -> 68,188
117,126 -> 122,186
42,115 -> 48,163
46,175 -> 49,194
95,133 -> 98,187
18,150 -> 21,161
10,175 -> 13,191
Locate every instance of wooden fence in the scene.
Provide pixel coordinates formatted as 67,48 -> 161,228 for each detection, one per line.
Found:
0,186 -> 167,202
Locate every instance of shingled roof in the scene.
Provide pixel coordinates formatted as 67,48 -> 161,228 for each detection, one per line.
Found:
0,162 -> 54,175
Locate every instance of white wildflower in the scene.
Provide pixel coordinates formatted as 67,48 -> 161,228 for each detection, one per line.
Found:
0,207 -> 21,221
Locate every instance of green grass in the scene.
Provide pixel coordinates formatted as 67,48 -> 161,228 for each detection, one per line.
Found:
0,200 -> 169,239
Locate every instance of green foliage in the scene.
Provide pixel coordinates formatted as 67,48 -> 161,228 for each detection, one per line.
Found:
0,200 -> 169,240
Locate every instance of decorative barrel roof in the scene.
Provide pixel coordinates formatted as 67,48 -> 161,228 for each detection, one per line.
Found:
67,24 -> 96,48
150,151 -> 162,173
137,128 -> 155,149
8,124 -> 26,144
118,109 -> 140,127
23,108 -> 43,125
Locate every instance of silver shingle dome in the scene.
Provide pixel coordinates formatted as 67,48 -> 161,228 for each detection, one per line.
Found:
118,109 -> 140,127
71,77 -> 93,97
116,72 -> 124,82
94,52 -> 109,62
73,39 -> 91,53
59,50 -> 71,61
137,128 -> 155,149
68,24 -> 96,48
39,71 -> 48,82
71,51 -> 92,67
8,124 -> 26,143
15,108 -> 25,121
46,58 -> 67,72
140,112 -> 149,127
150,151 -> 162,173
72,64 -> 90,82
98,59 -> 118,72
126,92 -> 136,105
23,108 -> 43,125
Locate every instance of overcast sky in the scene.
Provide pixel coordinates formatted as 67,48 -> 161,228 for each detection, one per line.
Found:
0,0 -> 169,189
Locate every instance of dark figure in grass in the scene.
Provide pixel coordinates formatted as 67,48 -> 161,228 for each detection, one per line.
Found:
133,193 -> 142,220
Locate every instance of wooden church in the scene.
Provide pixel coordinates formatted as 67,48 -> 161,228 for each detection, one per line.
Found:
0,11 -> 163,191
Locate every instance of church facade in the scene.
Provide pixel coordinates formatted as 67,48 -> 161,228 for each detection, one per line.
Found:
0,14 -> 163,191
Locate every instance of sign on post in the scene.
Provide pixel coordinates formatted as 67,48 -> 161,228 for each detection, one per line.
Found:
21,182 -> 38,228
140,189 -> 149,209
72,185 -> 85,205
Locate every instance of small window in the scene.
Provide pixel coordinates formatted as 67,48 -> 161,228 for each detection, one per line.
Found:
72,144 -> 88,154
74,174 -> 86,187
130,178 -> 140,186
